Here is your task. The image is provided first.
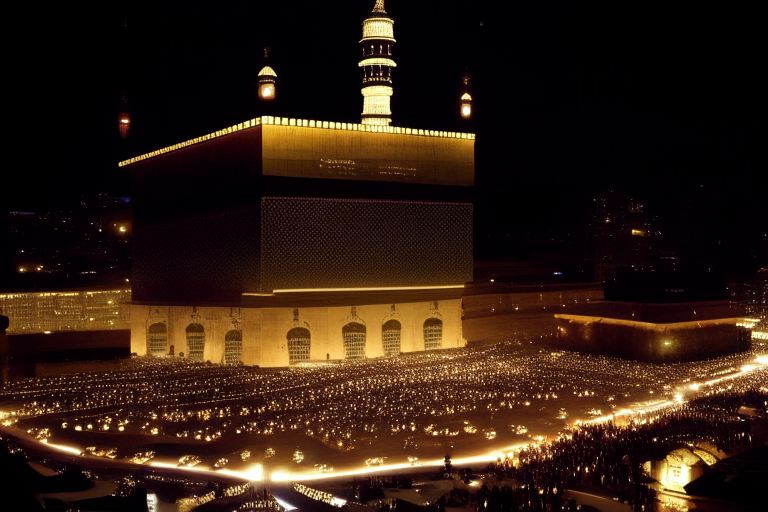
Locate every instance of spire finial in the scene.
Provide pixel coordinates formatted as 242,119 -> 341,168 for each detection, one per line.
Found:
372,0 -> 386,14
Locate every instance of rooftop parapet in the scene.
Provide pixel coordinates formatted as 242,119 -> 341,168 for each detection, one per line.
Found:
119,116 -> 474,168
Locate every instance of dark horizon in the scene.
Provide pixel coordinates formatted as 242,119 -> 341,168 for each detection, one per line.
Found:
5,1 -> 767,272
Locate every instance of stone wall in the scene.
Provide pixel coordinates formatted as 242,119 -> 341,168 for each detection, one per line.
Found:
0,289 -> 131,334
261,122 -> 475,186
130,298 -> 463,367
554,315 -> 750,361
462,285 -> 604,342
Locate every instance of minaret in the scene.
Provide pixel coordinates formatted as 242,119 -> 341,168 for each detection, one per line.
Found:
359,0 -> 396,126
258,45 -> 277,101
460,72 -> 473,119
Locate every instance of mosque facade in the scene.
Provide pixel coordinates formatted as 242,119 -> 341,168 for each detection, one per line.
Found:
124,1 -> 474,367
125,115 -> 474,366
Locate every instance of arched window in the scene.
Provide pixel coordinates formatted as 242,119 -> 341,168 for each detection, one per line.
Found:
342,322 -> 366,359
382,319 -> 401,357
423,318 -> 443,350
224,330 -> 242,365
186,323 -> 205,361
147,322 -> 167,357
287,327 -> 311,365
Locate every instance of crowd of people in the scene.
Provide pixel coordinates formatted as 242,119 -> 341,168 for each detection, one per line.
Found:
0,343 -> 764,461
460,384 -> 766,512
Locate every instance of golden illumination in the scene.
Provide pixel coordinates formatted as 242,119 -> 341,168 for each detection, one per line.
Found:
258,66 -> 277,101
258,66 -> 277,77
361,19 -> 395,42
118,113 -> 131,138
362,117 -> 391,126
360,2 -> 395,125
460,93 -> 472,118
118,116 -> 474,167
555,314 -> 745,331
46,442 -> 83,455
358,58 -> 397,68
461,74 -> 473,119
361,85 -> 393,124
259,81 -> 276,101
258,284 -> 465,294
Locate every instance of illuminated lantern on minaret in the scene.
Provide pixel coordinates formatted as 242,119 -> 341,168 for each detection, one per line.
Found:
118,90 -> 131,139
258,47 -> 277,101
359,0 -> 396,126
460,73 -> 472,119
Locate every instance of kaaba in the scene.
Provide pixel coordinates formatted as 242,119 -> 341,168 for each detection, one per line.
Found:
123,117 -> 474,366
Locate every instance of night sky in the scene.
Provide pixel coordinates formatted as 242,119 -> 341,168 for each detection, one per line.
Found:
5,1 -> 767,269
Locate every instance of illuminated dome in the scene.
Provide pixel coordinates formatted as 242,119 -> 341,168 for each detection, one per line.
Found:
258,66 -> 277,77
461,93 -> 472,101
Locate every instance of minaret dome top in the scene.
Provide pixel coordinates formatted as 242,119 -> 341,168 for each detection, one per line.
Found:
258,66 -> 277,78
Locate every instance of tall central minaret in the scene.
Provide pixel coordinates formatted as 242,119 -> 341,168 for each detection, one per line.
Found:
359,0 -> 396,126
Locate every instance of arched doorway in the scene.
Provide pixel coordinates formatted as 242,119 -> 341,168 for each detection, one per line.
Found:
342,322 -> 366,359
147,322 -> 167,357
382,319 -> 401,357
186,323 -> 205,361
423,318 -> 443,350
287,327 -> 311,364
224,330 -> 242,365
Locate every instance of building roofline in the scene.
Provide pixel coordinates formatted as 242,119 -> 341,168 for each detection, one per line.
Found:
118,116 -> 475,168
555,313 -> 746,330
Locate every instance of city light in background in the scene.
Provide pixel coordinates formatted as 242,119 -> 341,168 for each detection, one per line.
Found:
1,0 -> 766,510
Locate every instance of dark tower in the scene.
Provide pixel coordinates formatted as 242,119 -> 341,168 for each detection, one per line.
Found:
359,0 -> 396,126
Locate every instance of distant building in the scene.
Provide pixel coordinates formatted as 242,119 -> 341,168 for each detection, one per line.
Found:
0,289 -> 131,382
555,273 -> 750,361
462,282 -> 604,342
591,190 -> 654,283
0,289 -> 131,334
4,194 -> 132,289
756,268 -> 768,322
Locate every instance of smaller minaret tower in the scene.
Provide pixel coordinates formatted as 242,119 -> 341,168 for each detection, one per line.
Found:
258,45 -> 277,101
460,72 -> 473,119
118,89 -> 131,138
359,0 -> 396,126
